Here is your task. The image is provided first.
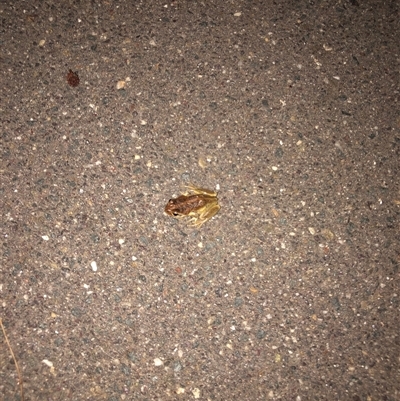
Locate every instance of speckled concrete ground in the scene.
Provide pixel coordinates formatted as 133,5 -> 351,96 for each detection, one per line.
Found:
1,1 -> 399,400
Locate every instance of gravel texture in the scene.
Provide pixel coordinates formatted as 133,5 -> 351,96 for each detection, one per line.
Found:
1,1 -> 399,400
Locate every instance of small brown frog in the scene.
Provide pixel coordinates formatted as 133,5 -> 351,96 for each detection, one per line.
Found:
165,184 -> 220,228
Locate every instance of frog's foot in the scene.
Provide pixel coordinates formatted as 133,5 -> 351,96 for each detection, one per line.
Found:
188,217 -> 206,228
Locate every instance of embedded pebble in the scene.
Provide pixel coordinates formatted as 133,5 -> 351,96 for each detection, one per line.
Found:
198,157 -> 207,168
41,235 -> 49,241
154,358 -> 163,366
173,361 -> 183,372
192,388 -> 201,399
91,261 -> 98,271
116,80 -> 126,90
321,228 -> 335,240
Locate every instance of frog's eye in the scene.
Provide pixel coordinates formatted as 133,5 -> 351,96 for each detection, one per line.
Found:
173,212 -> 180,216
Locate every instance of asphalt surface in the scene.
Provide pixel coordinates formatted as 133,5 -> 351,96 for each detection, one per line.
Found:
1,1 -> 399,400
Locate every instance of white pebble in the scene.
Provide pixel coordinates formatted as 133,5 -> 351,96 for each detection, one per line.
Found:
132,255 -> 137,261
116,80 -> 125,90
154,358 -> 163,366
91,261 -> 98,271
41,235 -> 49,241
192,388 -> 201,399
42,359 -> 53,367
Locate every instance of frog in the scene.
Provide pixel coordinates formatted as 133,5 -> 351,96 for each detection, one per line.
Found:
164,184 -> 220,228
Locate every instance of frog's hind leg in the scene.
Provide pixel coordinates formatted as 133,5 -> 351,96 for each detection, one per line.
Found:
200,203 -> 220,222
188,204 -> 220,228
185,183 -> 218,196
